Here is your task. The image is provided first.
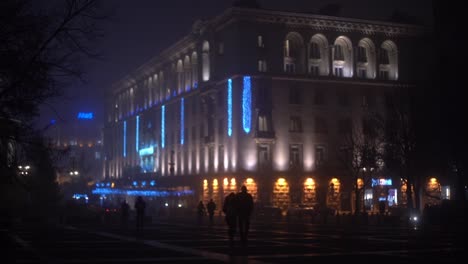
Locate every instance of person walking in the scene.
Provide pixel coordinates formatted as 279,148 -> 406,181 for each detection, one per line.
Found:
236,185 -> 253,246
206,199 -> 216,225
197,200 -> 206,224
134,196 -> 146,231
223,192 -> 237,246
120,200 -> 130,229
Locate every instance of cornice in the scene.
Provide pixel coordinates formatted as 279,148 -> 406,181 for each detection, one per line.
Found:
217,7 -> 427,37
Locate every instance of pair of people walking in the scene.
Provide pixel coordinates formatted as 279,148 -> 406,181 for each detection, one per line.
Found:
222,185 -> 254,247
197,199 -> 217,225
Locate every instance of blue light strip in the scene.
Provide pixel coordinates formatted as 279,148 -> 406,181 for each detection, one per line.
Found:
180,98 -> 184,144
242,76 -> 251,134
161,105 -> 165,148
227,79 -> 232,137
136,115 -> 139,152
91,188 -> 194,197
123,121 -> 127,157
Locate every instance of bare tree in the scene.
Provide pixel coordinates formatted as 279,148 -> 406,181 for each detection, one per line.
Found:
380,88 -> 418,211
337,111 -> 384,214
0,0 -> 105,217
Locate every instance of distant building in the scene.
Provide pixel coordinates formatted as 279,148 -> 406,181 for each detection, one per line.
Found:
46,112 -> 103,185
103,6 -> 438,213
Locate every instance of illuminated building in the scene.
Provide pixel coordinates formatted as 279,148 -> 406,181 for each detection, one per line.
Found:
46,112 -> 103,185
103,5 -> 434,212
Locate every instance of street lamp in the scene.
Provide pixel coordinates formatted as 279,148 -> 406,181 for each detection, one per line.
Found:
18,165 -> 31,175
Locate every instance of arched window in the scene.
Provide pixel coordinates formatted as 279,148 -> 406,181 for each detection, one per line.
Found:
159,71 -> 165,101
380,40 -> 398,80
333,36 -> 353,77
202,41 -> 210,81
309,34 -> 329,76
176,59 -> 184,94
184,55 -> 191,91
191,52 -> 198,88
148,76 -> 153,106
284,32 -> 305,74
357,38 -> 376,79
153,73 -> 158,104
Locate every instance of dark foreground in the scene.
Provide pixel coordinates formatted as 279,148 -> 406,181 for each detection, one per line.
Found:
2,215 -> 465,264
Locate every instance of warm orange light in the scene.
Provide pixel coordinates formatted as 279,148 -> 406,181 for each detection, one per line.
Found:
203,179 -> 208,186
331,178 -> 339,184
277,178 -> 286,185
213,179 -> 218,186
357,178 -> 364,189
246,178 -> 253,184
111,182 -> 115,188
305,178 -> 315,185
230,178 -> 236,185
223,178 -> 229,186
430,177 -> 437,184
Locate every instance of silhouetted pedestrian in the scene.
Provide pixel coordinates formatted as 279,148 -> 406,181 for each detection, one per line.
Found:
197,200 -> 206,224
379,200 -> 386,215
236,186 -> 253,246
223,192 -> 237,246
207,199 -> 216,225
120,200 -> 130,229
135,196 -> 146,231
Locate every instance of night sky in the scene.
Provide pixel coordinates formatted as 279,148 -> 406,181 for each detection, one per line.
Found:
37,0 -> 433,132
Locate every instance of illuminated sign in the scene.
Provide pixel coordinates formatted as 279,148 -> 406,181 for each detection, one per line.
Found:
371,178 -> 392,187
77,112 -> 94,119
139,146 -> 154,156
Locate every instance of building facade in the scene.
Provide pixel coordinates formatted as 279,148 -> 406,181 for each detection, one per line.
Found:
103,7 -> 435,213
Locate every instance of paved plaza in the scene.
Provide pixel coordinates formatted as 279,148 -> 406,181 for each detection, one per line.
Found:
3,215 -> 464,263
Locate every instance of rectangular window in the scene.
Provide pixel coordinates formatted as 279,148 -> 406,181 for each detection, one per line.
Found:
289,144 -> 302,167
218,119 -> 224,136
258,145 -> 270,168
338,118 -> 352,134
315,117 -> 328,134
191,150 -> 196,170
218,42 -> 224,55
289,116 -> 303,132
338,92 -> 349,107
258,60 -> 267,72
285,63 -> 295,73
289,87 -> 302,105
208,147 -> 214,171
315,145 -> 325,167
258,35 -> 264,48
218,145 -> 224,169
379,70 -> 389,80
258,115 -> 268,132
310,65 -> 319,76
314,90 -> 325,105
358,68 -> 367,78
334,67 -> 343,77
